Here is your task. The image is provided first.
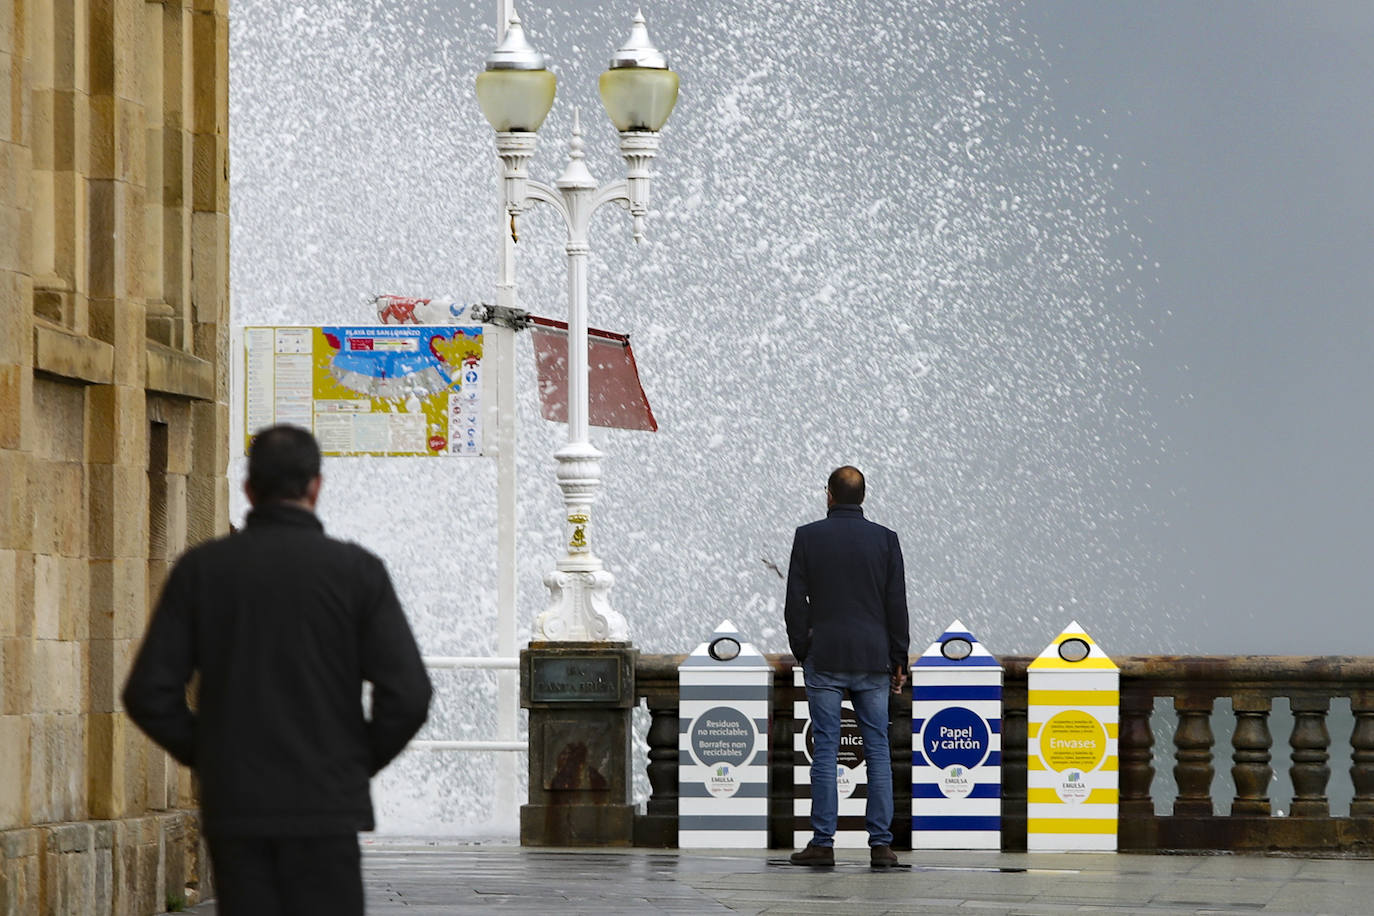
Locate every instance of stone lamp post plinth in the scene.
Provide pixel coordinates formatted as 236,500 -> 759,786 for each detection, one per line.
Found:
519,643 -> 638,844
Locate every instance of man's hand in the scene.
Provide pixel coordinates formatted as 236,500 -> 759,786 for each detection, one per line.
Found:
889,667 -> 907,694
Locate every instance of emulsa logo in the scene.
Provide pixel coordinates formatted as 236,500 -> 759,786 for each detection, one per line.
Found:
1056,769 -> 1091,804
939,765 -> 975,799
707,763 -> 739,799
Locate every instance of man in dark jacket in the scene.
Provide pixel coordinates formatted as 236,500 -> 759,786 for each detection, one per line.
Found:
123,425 -> 432,914
785,465 -> 910,868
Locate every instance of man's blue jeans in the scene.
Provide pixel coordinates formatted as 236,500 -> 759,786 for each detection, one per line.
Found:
803,668 -> 894,847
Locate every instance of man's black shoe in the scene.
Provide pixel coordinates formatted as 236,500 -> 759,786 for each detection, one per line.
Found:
789,843 -> 835,867
870,845 -> 900,868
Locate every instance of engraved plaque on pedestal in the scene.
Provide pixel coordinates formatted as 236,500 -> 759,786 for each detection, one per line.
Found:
530,657 -> 621,704
521,644 -> 636,709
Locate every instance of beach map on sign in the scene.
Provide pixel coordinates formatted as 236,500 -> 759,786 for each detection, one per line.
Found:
242,325 -> 484,457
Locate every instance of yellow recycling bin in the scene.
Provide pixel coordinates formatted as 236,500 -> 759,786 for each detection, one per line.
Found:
1027,621 -> 1119,852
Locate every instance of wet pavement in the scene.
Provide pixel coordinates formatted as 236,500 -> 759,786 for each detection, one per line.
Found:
182,841 -> 1374,914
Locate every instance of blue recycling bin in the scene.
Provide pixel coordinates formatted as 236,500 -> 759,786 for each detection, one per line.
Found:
911,619 -> 1003,849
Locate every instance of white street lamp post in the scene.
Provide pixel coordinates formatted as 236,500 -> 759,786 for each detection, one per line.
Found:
476,8 -> 679,643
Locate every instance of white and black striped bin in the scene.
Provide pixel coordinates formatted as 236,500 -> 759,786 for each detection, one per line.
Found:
678,620 -> 772,848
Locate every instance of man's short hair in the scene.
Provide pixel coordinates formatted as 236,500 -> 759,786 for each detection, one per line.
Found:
248,425 -> 321,503
827,466 -> 865,505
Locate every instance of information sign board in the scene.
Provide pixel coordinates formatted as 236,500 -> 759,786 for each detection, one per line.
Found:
242,325 -> 484,457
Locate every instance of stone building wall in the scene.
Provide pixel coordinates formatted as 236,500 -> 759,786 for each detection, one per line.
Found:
1,2 -> 230,913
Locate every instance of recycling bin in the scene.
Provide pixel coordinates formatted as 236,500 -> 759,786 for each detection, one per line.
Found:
678,620 -> 771,848
911,619 -> 1003,849
1027,621 -> 1119,852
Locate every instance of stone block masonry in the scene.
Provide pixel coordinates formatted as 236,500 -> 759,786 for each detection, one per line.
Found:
1,1 -> 230,912
0,814 -> 212,915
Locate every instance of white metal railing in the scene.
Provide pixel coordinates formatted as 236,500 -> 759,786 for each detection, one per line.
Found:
411,656 -> 527,822
422,656 -> 523,671
411,656 -> 527,752
411,739 -> 528,751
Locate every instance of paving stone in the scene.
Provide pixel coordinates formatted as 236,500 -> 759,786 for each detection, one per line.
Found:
176,842 -> 1374,914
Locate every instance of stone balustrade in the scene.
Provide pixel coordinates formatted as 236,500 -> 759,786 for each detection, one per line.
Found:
1108,655 -> 1374,854
635,654 -> 1374,854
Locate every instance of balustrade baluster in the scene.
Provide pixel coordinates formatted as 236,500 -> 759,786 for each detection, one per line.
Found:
1118,689 -> 1157,849
889,686 -> 913,844
1173,695 -> 1215,816
1119,691 -> 1155,818
1000,669 -> 1028,851
644,695 -> 679,818
1230,693 -> 1273,816
1289,695 -> 1331,817
1352,691 -> 1374,818
768,670 -> 795,849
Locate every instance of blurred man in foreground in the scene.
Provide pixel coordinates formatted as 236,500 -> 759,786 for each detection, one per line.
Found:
124,425 -> 432,914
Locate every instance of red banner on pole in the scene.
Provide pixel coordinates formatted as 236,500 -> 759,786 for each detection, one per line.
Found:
530,316 -> 658,432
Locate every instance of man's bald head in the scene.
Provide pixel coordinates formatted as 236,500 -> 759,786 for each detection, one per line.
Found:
827,466 -> 865,506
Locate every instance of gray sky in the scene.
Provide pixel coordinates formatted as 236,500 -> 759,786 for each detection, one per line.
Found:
1021,1 -> 1374,652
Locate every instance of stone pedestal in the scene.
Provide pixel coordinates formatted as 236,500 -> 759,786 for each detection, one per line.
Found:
520,642 -> 638,846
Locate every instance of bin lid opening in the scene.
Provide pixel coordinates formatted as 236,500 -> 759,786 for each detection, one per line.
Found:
708,636 -> 742,662
1058,637 -> 1091,663
940,637 -> 974,661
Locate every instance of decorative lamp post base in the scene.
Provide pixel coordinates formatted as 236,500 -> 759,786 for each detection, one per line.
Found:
537,564 -> 627,643
533,440 -> 629,643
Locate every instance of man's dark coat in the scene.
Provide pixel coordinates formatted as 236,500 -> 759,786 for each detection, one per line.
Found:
784,503 -> 910,673
123,502 -> 433,837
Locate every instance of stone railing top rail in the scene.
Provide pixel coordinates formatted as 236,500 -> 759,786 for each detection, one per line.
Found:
635,653 -> 1374,685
